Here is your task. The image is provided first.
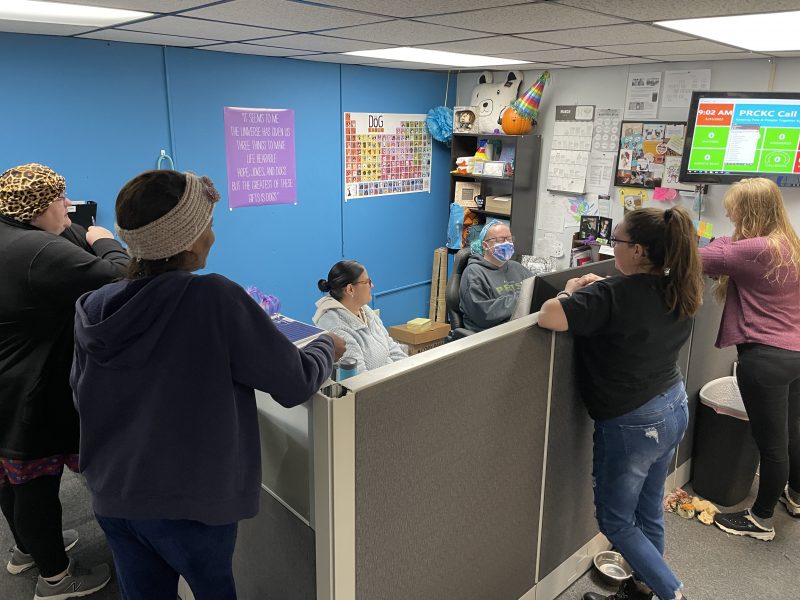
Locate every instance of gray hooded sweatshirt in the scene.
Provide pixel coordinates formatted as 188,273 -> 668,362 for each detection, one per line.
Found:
313,296 -> 407,374
458,256 -> 533,332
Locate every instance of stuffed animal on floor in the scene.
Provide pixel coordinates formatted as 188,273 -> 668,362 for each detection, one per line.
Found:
470,71 -> 523,134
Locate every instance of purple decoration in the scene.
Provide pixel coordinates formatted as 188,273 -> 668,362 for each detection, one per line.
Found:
245,286 -> 281,316
224,107 -> 296,208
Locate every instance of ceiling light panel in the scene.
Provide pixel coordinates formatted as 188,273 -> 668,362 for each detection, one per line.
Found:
346,47 -> 528,67
657,11 -> 800,52
0,0 -> 150,26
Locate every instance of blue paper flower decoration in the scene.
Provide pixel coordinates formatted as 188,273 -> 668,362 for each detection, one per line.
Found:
426,106 -> 453,145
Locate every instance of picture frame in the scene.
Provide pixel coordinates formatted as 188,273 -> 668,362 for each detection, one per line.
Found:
472,161 -> 485,175
614,120 -> 686,189
579,215 -> 599,240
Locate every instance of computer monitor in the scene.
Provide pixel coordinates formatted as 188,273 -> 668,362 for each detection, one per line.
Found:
680,90 -> 800,184
530,260 -> 619,313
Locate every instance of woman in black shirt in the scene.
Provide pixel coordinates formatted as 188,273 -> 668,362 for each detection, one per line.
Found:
539,206 -> 703,600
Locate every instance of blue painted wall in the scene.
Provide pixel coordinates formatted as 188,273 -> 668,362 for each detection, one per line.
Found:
0,33 -> 453,326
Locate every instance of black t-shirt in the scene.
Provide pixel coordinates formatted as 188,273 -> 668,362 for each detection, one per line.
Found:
560,274 -> 692,420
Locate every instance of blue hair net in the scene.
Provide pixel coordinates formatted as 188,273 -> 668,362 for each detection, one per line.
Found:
470,219 -> 502,256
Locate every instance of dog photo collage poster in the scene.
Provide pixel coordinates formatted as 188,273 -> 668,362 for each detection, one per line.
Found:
615,121 -> 689,189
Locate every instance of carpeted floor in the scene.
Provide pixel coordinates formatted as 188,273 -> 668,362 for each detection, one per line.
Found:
557,480 -> 800,600
0,473 -> 798,600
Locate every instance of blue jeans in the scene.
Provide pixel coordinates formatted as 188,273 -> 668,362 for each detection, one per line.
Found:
593,381 -> 688,600
96,515 -> 238,600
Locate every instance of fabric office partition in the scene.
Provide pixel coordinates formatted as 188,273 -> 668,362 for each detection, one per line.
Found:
679,279 -> 736,466
536,332 -> 600,583
352,323 -> 552,600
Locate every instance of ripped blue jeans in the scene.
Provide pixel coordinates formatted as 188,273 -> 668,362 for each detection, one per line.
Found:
593,381 -> 688,600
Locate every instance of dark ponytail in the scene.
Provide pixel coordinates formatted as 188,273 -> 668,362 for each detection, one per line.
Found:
318,260 -> 364,300
625,206 -> 703,318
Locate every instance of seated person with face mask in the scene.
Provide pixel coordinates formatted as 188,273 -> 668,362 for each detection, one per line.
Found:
458,220 -> 533,333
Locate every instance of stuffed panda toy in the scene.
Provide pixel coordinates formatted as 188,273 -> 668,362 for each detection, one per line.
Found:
470,71 -> 523,134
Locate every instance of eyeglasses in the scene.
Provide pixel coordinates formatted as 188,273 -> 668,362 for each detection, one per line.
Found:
353,278 -> 373,286
485,235 -> 514,244
609,237 -> 635,248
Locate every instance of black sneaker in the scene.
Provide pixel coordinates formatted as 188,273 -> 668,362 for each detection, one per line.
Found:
779,486 -> 800,517
714,509 -> 775,541
584,579 -> 649,600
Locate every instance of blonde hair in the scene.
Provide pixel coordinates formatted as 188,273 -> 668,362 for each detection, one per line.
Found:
625,205 -> 704,318
715,178 -> 800,302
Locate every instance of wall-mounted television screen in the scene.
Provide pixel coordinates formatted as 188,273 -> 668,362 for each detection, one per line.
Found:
680,91 -> 800,184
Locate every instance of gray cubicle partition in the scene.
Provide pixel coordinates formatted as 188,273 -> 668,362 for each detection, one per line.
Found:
678,279 -> 736,469
235,284 -> 732,600
313,315 -> 604,600
353,324 -> 551,600
536,332 -> 600,588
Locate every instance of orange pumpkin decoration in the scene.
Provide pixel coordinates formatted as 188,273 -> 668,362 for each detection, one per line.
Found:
500,108 -> 533,135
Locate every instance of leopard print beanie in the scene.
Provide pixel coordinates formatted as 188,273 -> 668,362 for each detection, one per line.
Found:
0,163 -> 66,222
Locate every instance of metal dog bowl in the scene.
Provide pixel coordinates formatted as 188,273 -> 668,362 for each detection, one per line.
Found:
593,550 -> 633,583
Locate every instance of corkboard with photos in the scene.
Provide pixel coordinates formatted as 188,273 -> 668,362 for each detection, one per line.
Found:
615,121 -> 687,189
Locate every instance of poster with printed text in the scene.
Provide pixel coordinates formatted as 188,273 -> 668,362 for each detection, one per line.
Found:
224,107 -> 296,209
344,112 -> 432,200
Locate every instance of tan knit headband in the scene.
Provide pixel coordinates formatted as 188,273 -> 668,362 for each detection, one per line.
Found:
116,173 -> 220,260
0,163 -> 66,222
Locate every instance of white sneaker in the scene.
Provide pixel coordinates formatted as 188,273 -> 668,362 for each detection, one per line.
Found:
779,486 -> 800,517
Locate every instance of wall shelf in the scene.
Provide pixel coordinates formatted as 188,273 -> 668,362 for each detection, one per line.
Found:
449,133 -> 542,254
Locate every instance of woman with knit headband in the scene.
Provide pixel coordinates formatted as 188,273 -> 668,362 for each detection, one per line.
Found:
70,169 -> 344,600
0,162 -> 128,600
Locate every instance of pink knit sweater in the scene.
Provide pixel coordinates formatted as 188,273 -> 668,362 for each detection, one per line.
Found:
699,236 -> 800,351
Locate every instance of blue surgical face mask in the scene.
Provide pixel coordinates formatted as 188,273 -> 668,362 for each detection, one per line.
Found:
492,242 -> 515,262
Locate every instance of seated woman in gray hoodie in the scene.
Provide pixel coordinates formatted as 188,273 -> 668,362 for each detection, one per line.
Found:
459,220 -> 533,332
313,261 -> 407,374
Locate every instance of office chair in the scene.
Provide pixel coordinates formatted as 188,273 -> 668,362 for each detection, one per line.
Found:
445,247 -> 476,340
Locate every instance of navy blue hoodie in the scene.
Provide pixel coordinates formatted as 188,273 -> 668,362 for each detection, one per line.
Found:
71,271 -> 334,525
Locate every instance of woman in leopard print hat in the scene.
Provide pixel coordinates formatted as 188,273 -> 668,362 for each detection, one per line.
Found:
0,163 -> 129,598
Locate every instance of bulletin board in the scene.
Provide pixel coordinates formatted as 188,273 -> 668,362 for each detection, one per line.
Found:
614,121 -> 687,189
343,112 -> 432,200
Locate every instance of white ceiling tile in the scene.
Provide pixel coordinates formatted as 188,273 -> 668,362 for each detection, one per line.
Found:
43,0 -> 214,13
199,43 -> 316,56
0,19 -> 95,36
770,51 -> 800,57
560,57 -> 660,67
290,53 -> 392,64
419,36 -> 564,54
416,3 -> 626,34
324,20 -> 487,44
77,29 -> 216,46
644,52 -> 771,62
519,23 -> 693,46
119,16 -> 288,41
309,0 -> 524,18
501,48 -> 622,62
594,39 -> 741,56
183,0 -> 390,31
556,0 -> 800,21
249,34 -> 388,52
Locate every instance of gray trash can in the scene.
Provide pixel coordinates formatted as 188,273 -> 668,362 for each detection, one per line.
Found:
691,376 -> 759,506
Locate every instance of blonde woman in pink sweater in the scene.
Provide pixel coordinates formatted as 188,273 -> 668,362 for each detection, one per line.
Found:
699,178 -> 800,541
